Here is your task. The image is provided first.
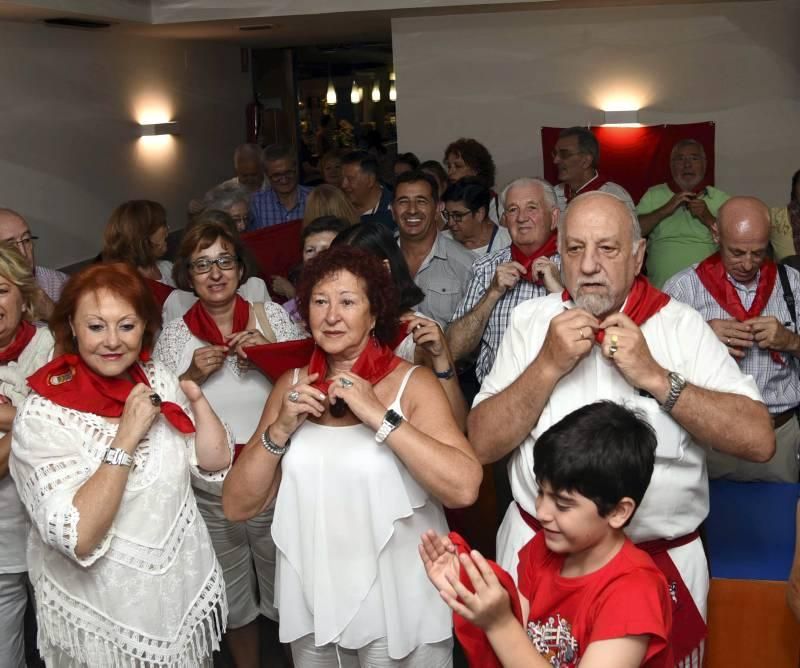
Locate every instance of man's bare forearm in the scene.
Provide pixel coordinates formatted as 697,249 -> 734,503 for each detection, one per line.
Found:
468,357 -> 561,464
671,385 -> 774,462
447,289 -> 502,361
638,209 -> 667,236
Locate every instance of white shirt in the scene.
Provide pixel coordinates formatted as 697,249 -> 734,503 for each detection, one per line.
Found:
554,175 -> 636,214
476,293 -> 762,613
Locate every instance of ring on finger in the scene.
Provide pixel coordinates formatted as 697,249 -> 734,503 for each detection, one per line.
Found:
609,335 -> 619,357
578,326 -> 586,340
288,390 -> 300,403
149,393 -> 162,407
339,377 -> 354,388
726,337 -> 731,346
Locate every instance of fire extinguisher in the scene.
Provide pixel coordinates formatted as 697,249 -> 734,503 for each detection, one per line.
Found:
246,102 -> 261,143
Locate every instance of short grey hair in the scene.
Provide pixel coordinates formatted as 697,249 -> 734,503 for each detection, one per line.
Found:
670,138 -> 706,161
233,143 -> 264,167
500,177 -> 557,211
203,183 -> 251,212
558,191 -> 642,251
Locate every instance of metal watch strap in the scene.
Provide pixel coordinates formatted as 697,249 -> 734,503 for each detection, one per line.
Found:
261,427 -> 290,456
103,447 -> 133,468
660,371 -> 686,414
375,411 -> 402,443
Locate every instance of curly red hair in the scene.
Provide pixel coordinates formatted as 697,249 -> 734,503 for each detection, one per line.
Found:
50,262 -> 162,354
296,245 -> 399,344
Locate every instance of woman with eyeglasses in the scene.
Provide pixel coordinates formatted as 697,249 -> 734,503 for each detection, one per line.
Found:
102,200 -> 175,308
153,220 -> 302,668
441,177 -> 511,257
10,262 -> 231,667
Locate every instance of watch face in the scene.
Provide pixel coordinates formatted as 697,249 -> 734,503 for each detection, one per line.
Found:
385,409 -> 402,427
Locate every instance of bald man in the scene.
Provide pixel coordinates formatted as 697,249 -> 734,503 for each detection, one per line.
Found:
665,196 -> 800,482
470,191 -> 772,662
0,209 -> 66,319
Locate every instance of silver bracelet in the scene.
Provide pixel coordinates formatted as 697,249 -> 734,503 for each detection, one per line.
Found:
102,447 -> 133,468
260,427 -> 290,456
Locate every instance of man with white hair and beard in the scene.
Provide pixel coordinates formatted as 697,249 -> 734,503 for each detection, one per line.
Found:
468,191 -> 774,665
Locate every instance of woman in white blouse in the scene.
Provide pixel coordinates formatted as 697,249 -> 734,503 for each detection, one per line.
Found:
154,220 -> 301,668
0,246 -> 54,668
10,262 -> 231,667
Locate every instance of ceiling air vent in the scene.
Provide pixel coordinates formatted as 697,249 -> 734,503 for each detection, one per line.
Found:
43,18 -> 112,30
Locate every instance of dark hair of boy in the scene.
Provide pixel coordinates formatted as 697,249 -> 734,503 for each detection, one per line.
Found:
301,216 -> 351,245
333,222 -> 424,313
533,401 -> 656,523
442,176 -> 492,214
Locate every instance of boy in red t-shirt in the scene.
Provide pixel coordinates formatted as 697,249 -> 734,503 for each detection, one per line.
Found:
420,401 -> 673,668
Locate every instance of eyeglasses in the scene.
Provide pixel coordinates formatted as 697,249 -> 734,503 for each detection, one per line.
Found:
551,149 -> 582,160
4,235 -> 38,251
268,170 -> 296,183
441,209 -> 472,223
189,255 -> 238,274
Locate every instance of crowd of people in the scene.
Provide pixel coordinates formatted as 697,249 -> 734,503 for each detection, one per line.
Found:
0,127 -> 798,668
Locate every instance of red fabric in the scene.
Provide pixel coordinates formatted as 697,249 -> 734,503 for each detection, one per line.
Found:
145,278 -> 175,309
561,275 -> 670,343
561,172 -> 611,202
240,219 -> 303,281
449,532 -> 523,668
695,252 -> 784,365
510,234 -> 559,283
245,338 -> 316,383
516,532 -> 673,668
27,351 -> 195,434
307,339 -> 402,393
541,122 -> 716,204
183,295 -> 250,347
0,321 -> 35,363
388,321 -> 411,351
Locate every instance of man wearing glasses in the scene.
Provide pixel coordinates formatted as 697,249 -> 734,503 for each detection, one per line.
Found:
551,126 -> 634,214
637,138 -> 729,288
248,144 -> 311,230
0,208 -> 67,319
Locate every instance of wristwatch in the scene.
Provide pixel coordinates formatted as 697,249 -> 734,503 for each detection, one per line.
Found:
103,447 -> 133,468
434,366 -> 456,380
375,409 -> 403,443
660,371 -> 687,414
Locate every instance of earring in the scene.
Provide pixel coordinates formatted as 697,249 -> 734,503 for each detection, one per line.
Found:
371,328 -> 379,347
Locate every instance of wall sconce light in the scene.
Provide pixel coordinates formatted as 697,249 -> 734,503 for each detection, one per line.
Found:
139,121 -> 180,136
371,81 -> 381,103
603,109 -> 639,126
350,80 -> 362,104
326,76 -> 337,105
389,82 -> 397,102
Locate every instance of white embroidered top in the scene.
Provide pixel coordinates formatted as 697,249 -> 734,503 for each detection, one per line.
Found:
0,326 -> 54,573
9,360 -> 231,667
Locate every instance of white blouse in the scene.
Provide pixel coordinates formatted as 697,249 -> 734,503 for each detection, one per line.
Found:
9,360 -> 232,667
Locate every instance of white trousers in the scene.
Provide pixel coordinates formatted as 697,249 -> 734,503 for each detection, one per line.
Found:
0,572 -> 27,668
290,633 -> 453,668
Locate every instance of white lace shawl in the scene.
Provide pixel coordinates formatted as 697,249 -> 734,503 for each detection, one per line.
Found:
9,360 -> 232,667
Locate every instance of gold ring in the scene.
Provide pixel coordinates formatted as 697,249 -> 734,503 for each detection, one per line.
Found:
579,327 -> 585,340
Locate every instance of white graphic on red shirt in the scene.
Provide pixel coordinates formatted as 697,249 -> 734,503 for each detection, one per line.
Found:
527,615 -> 579,667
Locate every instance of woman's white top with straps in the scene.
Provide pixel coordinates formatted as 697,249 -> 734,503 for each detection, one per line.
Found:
272,365 -> 451,658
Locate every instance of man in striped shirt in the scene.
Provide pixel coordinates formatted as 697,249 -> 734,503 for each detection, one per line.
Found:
248,144 -> 310,230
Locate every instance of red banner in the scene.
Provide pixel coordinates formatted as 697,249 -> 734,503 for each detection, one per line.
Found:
240,219 -> 302,282
541,122 -> 715,203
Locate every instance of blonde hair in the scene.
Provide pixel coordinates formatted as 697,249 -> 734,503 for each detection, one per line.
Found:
302,184 -> 358,228
0,243 -> 42,321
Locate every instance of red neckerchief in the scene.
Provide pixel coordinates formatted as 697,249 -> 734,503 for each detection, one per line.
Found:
509,235 -> 558,283
144,278 -> 175,309
562,171 -> 610,202
27,351 -> 195,433
389,321 -> 411,350
449,532 -> 523,668
667,176 -> 712,198
183,295 -> 250,346
0,321 -> 36,364
561,275 -> 670,343
695,252 -> 784,365
307,339 -> 402,394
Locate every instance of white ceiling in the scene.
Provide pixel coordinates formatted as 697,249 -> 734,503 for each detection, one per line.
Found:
0,0 -> 768,47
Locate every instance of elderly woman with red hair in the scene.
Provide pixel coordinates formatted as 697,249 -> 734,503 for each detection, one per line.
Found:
224,246 -> 482,667
10,263 -> 231,667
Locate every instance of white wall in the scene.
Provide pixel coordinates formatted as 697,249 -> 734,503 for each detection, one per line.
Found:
393,0 -> 800,207
0,21 -> 250,268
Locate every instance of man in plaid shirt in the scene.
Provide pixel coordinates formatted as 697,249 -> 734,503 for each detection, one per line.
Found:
664,196 -> 800,482
248,144 -> 310,229
447,178 -> 562,383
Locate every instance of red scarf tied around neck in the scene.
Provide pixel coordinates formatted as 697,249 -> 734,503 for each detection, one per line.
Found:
695,252 -> 784,365
509,234 -> 559,284
0,320 -> 36,364
27,351 -> 195,434
561,275 -> 670,343
183,295 -> 250,346
307,338 -> 402,394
